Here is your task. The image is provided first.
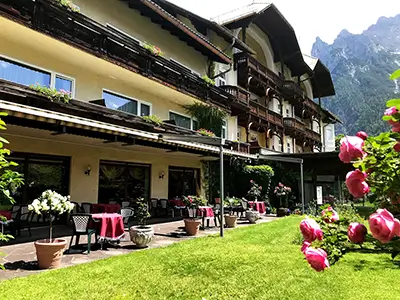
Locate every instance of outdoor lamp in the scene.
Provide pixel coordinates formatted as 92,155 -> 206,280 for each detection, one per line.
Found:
159,171 -> 165,179
85,165 -> 92,176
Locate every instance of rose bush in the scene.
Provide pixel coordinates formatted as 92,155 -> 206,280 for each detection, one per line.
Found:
300,69 -> 400,271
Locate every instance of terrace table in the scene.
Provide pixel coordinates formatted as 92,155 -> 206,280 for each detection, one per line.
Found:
197,206 -> 215,229
91,213 -> 125,249
0,210 -> 14,234
91,203 -> 121,214
168,199 -> 185,207
0,210 -> 12,220
248,201 -> 266,214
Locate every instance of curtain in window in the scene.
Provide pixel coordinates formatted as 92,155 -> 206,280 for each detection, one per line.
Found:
100,165 -> 124,180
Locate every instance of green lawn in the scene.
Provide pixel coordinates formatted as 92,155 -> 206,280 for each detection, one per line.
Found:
2,217 -> 400,300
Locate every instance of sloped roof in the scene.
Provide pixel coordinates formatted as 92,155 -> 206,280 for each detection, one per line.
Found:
125,0 -> 232,63
151,0 -> 256,55
304,54 -> 336,98
215,3 -> 312,76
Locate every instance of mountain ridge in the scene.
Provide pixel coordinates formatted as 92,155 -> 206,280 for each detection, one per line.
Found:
311,13 -> 400,135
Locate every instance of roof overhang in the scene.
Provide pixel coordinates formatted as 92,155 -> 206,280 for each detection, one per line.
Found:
304,55 -> 335,98
151,0 -> 256,55
222,4 -> 311,76
125,0 -> 231,64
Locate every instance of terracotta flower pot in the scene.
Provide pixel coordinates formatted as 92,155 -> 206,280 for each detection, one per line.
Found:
34,238 -> 67,269
224,215 -> 238,228
129,225 -> 154,248
184,219 -> 201,236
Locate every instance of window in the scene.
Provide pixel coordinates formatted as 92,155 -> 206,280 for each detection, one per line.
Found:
286,108 -> 290,117
98,161 -> 150,203
221,120 -> 227,139
168,167 -> 200,199
169,111 -> 196,130
103,90 -> 151,116
6,153 -> 70,205
287,142 -> 291,153
0,56 -> 74,95
216,72 -> 226,87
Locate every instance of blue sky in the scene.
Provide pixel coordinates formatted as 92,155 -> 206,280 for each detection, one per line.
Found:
170,0 -> 400,54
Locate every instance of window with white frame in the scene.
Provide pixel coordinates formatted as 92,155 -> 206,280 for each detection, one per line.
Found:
287,142 -> 291,153
215,72 -> 226,87
169,111 -> 197,130
221,120 -> 227,139
285,108 -> 290,117
102,90 -> 151,117
0,56 -> 74,95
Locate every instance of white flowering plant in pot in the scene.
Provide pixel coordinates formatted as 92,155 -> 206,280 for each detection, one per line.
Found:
29,190 -> 74,242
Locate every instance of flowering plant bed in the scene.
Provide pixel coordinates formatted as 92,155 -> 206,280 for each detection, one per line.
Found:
29,84 -> 72,103
143,42 -> 164,57
196,128 -> 216,137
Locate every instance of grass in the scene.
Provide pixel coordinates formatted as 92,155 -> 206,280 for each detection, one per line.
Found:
2,217 -> 400,299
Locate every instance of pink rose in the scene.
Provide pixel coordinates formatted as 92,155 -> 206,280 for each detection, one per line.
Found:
385,106 -> 398,116
322,206 -> 339,223
301,241 -> 311,254
304,248 -> 330,272
394,142 -> 400,152
338,136 -> 365,163
300,218 -> 323,242
345,170 -> 370,199
356,131 -> 368,140
369,209 -> 400,243
392,124 -> 400,133
348,222 -> 367,244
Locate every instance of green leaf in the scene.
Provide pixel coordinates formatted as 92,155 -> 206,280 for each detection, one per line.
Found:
382,115 -> 392,121
0,136 -> 9,144
386,99 -> 400,108
390,69 -> 400,80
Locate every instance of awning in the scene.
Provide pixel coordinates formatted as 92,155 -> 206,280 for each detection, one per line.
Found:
0,100 -> 256,159
303,54 -> 335,98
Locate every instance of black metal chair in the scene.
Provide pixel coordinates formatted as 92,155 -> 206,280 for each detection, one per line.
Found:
81,202 -> 92,214
68,214 -> 98,254
14,205 -> 32,237
120,208 -> 134,228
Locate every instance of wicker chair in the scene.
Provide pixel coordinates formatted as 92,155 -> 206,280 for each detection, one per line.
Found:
121,201 -> 131,208
68,214 -> 98,254
81,202 -> 92,214
150,198 -> 159,217
159,199 -> 174,217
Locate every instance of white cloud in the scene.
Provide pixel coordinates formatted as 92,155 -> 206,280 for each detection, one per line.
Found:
169,0 -> 400,54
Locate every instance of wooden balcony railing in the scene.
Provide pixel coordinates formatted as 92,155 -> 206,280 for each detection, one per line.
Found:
219,85 -> 250,106
283,117 -> 305,132
0,0 -> 240,110
234,52 -> 283,89
268,109 -> 283,126
282,80 -> 304,99
305,128 -> 321,142
248,101 -> 283,127
231,141 -> 250,154
304,97 -> 320,115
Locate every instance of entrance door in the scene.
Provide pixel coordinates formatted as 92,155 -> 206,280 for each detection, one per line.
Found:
168,167 -> 200,199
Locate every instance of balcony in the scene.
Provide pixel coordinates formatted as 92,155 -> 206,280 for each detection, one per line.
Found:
234,52 -> 283,96
283,117 -> 305,136
219,85 -> 250,107
304,97 -> 320,116
0,0 -> 240,110
282,80 -> 304,102
249,101 -> 283,127
305,128 -> 321,143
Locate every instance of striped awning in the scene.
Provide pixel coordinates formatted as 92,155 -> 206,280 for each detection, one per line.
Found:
0,100 -> 257,159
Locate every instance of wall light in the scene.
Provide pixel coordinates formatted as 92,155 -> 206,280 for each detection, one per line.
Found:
159,171 -> 165,179
85,165 -> 92,176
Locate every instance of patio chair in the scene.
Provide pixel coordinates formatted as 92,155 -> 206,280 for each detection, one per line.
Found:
11,205 -> 20,219
121,201 -> 130,208
67,202 -> 81,226
14,205 -> 32,237
120,208 -> 134,228
234,199 -> 248,218
150,198 -> 159,217
213,204 -> 221,227
81,202 -> 92,214
159,199 -> 174,218
108,200 -> 118,205
68,214 -> 98,254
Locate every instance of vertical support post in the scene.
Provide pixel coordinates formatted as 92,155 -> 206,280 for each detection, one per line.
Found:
300,160 -> 305,213
219,143 -> 224,237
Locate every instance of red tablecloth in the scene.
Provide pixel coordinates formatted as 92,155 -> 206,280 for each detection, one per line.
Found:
91,213 -> 125,241
0,210 -> 12,220
169,199 -> 185,207
91,204 -> 121,214
248,202 -> 266,214
197,206 -> 214,218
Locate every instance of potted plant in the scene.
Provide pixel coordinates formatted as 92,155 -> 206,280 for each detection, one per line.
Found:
246,180 -> 261,223
182,195 -> 205,236
28,190 -> 74,269
274,183 -> 291,217
224,197 -> 240,228
129,198 -> 154,248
